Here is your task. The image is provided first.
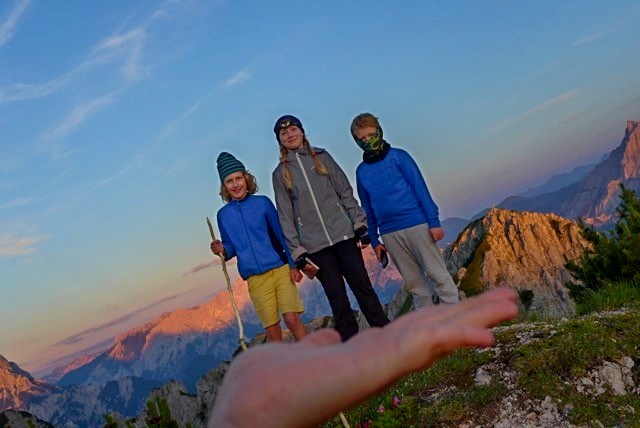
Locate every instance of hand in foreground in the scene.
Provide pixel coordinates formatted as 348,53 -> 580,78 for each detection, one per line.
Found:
208,288 -> 519,428
290,268 -> 303,283
210,240 -> 224,256
429,226 -> 445,242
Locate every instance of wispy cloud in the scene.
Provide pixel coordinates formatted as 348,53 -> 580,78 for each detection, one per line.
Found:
40,163 -> 134,215
611,94 -> 640,114
222,68 -> 251,89
494,90 -> 581,131
0,76 -> 70,104
154,65 -> 253,143
0,1 -> 176,104
552,110 -> 587,127
184,258 -> 236,276
529,90 -> 581,114
157,95 -> 209,141
0,0 -> 31,47
40,94 -> 116,142
91,27 -> 149,82
54,294 -> 180,346
570,30 -> 613,47
0,233 -> 48,259
0,197 -> 35,210
188,261 -> 216,274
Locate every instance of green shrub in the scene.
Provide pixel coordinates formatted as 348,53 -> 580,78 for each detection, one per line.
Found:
566,184 -> 640,301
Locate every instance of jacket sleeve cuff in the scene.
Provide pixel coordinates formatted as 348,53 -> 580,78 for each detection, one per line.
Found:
353,220 -> 367,231
427,218 -> 442,229
291,246 -> 308,261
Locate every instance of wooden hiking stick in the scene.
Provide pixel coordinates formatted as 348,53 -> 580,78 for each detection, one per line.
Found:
207,217 -> 248,351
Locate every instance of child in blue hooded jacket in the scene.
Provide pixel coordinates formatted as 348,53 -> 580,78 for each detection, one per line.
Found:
350,113 -> 459,309
211,152 -> 308,342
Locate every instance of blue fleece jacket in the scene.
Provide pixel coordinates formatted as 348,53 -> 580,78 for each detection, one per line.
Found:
356,147 -> 441,248
216,194 -> 295,280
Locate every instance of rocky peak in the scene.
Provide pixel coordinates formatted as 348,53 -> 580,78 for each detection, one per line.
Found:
622,121 -> 640,179
0,354 -> 61,412
444,208 -> 590,317
560,120 -> 640,226
40,354 -> 97,384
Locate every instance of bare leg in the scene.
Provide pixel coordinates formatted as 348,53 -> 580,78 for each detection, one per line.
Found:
283,312 -> 309,341
265,322 -> 283,342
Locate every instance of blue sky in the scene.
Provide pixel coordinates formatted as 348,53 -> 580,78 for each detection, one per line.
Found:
1,0 -> 639,374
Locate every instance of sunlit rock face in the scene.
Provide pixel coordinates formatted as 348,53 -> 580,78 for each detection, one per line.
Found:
560,120 -> 640,227
444,208 -> 590,317
0,354 -> 61,412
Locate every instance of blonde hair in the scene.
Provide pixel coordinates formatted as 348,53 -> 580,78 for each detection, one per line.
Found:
279,137 -> 328,190
219,171 -> 258,202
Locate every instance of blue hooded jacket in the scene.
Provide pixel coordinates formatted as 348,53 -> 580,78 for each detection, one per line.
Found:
216,194 -> 295,280
356,147 -> 441,248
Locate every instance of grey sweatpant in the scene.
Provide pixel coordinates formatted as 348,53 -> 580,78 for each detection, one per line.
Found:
382,223 -> 459,308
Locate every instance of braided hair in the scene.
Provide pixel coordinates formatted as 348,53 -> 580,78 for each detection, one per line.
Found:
279,137 -> 328,190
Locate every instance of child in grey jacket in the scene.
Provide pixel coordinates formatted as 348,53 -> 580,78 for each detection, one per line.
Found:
272,115 -> 389,341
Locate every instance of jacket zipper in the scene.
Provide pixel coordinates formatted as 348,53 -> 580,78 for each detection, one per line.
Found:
295,152 -> 333,246
297,217 -> 303,241
237,200 -> 262,272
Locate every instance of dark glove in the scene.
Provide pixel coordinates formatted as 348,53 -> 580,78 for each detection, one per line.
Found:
355,226 -> 371,246
294,253 -> 309,270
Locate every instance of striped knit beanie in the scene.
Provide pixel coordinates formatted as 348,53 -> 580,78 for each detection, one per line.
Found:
216,152 -> 246,182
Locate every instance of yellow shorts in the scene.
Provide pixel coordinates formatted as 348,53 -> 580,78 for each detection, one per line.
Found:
247,264 -> 305,328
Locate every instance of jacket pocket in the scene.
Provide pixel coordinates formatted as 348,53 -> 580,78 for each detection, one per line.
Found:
297,217 -> 303,241
337,203 -> 352,225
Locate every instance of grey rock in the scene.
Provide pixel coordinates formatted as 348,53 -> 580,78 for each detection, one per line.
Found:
0,409 -> 54,427
474,368 -> 492,386
598,361 -> 627,395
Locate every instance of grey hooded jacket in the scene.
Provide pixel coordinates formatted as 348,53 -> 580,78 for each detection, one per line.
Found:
272,146 -> 367,260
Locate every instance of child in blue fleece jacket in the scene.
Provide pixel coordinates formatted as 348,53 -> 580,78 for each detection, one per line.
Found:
350,113 -> 459,308
210,152 -> 308,342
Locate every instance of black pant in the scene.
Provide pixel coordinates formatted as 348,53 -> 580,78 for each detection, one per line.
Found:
308,238 -> 390,341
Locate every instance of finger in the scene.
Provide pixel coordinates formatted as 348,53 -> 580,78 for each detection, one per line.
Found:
393,288 -> 518,330
439,288 -> 518,326
450,297 -> 519,328
301,329 -> 342,348
397,324 -> 496,375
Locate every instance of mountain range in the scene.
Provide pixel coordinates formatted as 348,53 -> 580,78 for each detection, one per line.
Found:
56,248 -> 401,391
4,203 -> 596,427
441,120 -> 640,244
0,249 -> 403,426
1,118 -> 639,427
